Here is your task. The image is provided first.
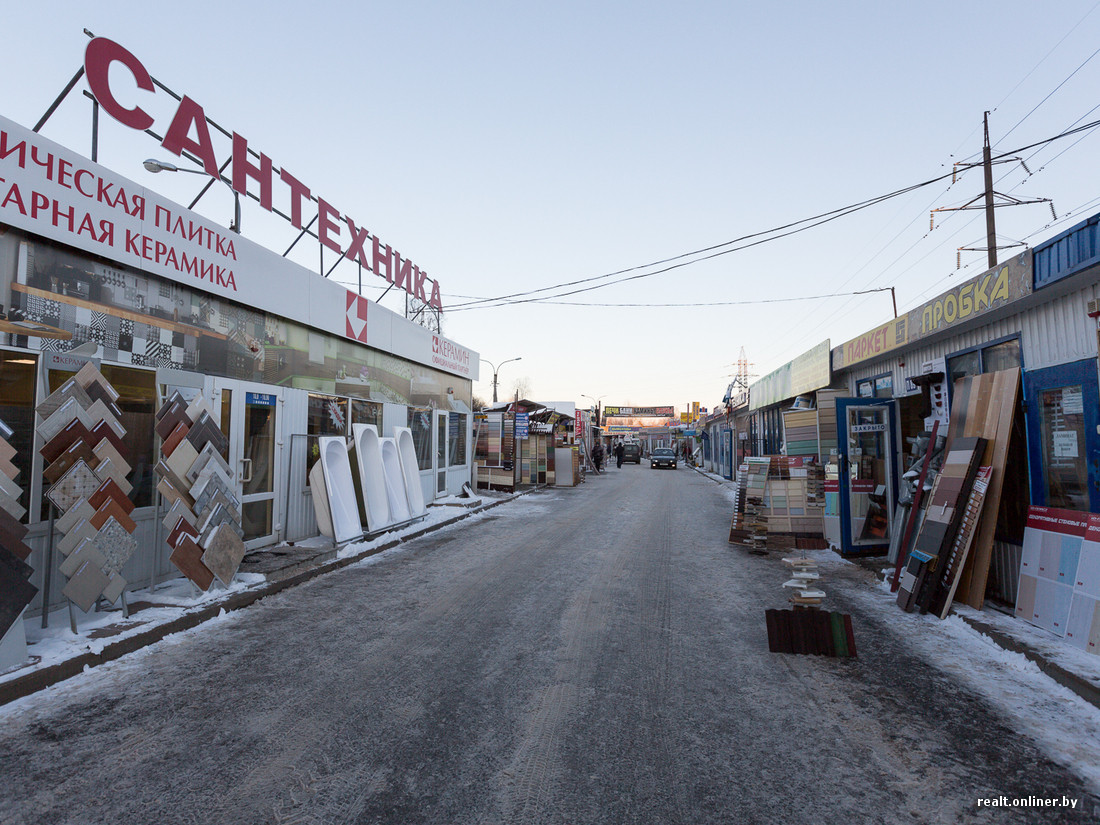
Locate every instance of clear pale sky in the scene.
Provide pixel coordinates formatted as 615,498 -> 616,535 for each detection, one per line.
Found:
6,2 -> 1100,413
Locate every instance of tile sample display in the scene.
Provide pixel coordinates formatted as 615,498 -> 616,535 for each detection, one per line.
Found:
1016,507 -> 1088,639
47,460 -> 102,514
62,561 -> 111,612
155,392 -> 244,588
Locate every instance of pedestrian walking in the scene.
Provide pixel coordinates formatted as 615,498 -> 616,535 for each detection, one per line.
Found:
614,440 -> 625,469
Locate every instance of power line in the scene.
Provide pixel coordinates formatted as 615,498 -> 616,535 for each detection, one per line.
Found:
447,117 -> 1100,314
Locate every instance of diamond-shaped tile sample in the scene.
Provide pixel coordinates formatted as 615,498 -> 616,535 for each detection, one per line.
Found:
56,498 -> 96,535
156,404 -> 190,441
186,442 -> 232,485
198,501 -> 241,542
38,397 -> 92,447
0,564 -> 37,637
87,420 -> 130,460
0,544 -> 34,581
0,469 -> 20,501
96,516 -> 137,573
200,523 -> 247,587
191,460 -> 234,502
162,421 -> 190,458
0,434 -> 16,465
58,518 -> 98,557
170,535 -> 214,590
63,560 -> 111,612
88,478 -> 135,515
156,391 -> 186,421
44,439 -> 95,484
157,477 -> 194,510
90,497 -> 136,534
166,515 -> 200,549
91,438 -> 132,480
163,498 -> 197,531
40,419 -> 91,466
198,488 -> 241,526
60,536 -> 108,578
85,398 -> 126,440
0,507 -> 31,560
88,456 -> 133,496
100,572 -> 127,604
165,437 -> 198,481
0,491 -> 27,522
185,394 -> 216,427
73,362 -> 119,402
36,378 -> 92,421
47,460 -> 101,514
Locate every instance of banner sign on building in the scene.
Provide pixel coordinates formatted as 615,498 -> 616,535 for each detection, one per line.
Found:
603,406 -> 674,417
833,317 -> 909,370
515,412 -> 529,440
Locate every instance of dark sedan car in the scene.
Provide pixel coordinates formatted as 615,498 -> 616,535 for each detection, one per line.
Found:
650,447 -> 677,469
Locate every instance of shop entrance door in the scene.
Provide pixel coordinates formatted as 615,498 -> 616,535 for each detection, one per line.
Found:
1024,358 -> 1100,512
210,378 -> 285,549
433,410 -> 449,497
836,398 -> 900,555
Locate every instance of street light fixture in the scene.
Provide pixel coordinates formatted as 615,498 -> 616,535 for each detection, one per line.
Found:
581,393 -> 606,424
144,158 -> 241,234
480,356 -> 522,403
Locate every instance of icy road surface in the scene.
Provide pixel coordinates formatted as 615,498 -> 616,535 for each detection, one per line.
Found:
1,464 -> 1098,824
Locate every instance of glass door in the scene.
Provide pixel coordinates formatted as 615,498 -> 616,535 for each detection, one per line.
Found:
433,409 -> 449,497
1024,358 -> 1100,512
836,398 -> 900,555
210,378 -> 285,548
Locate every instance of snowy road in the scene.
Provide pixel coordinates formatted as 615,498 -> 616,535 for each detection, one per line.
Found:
1,464 -> 1097,824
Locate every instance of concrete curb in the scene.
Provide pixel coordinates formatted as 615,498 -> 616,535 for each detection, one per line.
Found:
0,490 -> 534,708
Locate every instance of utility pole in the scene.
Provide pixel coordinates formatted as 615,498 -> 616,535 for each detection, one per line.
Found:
930,112 -> 1056,269
982,111 -> 997,269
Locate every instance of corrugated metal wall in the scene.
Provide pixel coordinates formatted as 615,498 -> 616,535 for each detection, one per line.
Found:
282,388 -> 317,543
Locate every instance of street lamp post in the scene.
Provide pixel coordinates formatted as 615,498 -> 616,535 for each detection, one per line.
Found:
144,158 -> 241,233
480,356 -> 522,404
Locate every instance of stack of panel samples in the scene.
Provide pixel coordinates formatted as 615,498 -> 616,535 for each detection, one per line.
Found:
0,417 -> 36,640
38,364 -> 135,612
896,436 -> 988,615
155,392 -> 245,591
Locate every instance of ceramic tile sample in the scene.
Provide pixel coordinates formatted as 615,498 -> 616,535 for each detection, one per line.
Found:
92,438 -> 132,480
185,394 -> 216,427
40,419 -> 90,465
165,438 -> 199,482
91,497 -> 136,534
199,489 -> 242,526
60,537 -> 108,578
191,461 -> 234,503
36,378 -> 92,421
88,421 -> 130,460
62,560 -> 110,612
96,516 -> 137,573
166,515 -> 200,549
157,391 -> 186,421
100,572 -> 127,605
157,477 -> 194,510
156,404 -> 190,441
162,498 -> 197,531
200,523 -> 247,587
0,565 -> 38,637
89,456 -> 133,496
38,397 -> 92,446
73,362 -> 119,402
199,504 -> 243,544
44,440 -> 95,484
0,507 -> 30,558
0,469 -> 20,501
47,460 -> 102,514
186,442 -> 232,484
89,478 -> 135,514
84,398 -> 126,439
58,518 -> 98,557
56,498 -> 96,535
170,535 -> 214,590
162,422 -> 190,458
0,491 -> 27,522
0,544 -> 34,581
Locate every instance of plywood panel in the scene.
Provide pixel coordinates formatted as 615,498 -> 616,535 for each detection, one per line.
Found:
946,368 -> 1021,610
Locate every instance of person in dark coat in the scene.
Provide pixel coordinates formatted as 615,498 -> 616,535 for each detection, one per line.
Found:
614,441 -> 625,469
